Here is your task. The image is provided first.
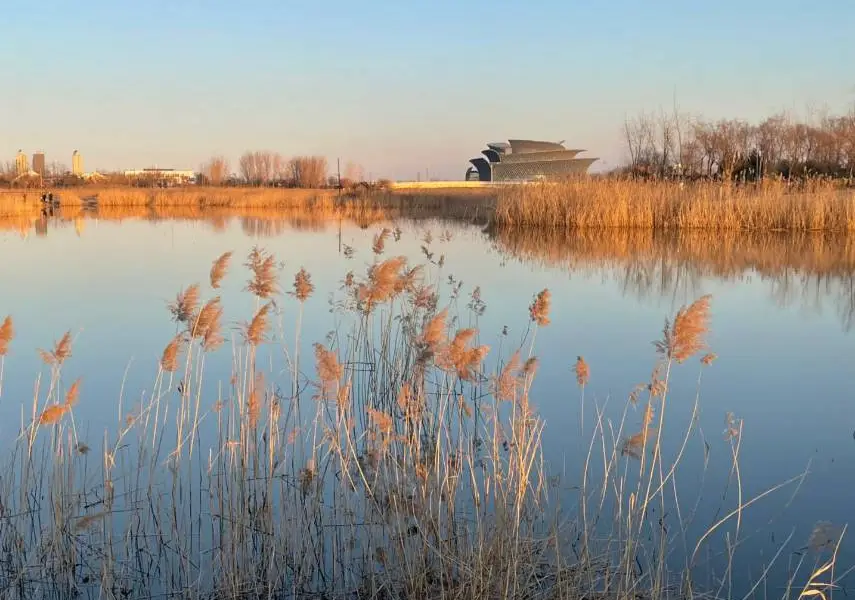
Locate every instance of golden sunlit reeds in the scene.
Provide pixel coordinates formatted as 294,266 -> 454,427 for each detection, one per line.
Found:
292,268 -> 314,302
573,355 -> 590,387
160,334 -> 184,372
494,178 -> 855,232
529,288 -> 551,326
246,246 -> 278,298
245,303 -> 271,346
655,294 -> 712,363
169,283 -> 201,324
38,330 -> 73,366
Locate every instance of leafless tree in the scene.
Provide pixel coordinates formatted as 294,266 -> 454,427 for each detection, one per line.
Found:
289,156 -> 328,188
202,156 -> 230,185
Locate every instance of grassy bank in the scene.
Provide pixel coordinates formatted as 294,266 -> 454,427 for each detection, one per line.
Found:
494,178 -> 855,231
0,233 -> 844,598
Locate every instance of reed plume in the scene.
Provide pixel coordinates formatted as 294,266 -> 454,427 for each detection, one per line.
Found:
655,294 -> 712,363
574,356 -> 590,387
372,227 -> 391,255
245,247 -> 278,298
437,328 -> 489,381
494,351 -> 521,401
39,331 -> 73,366
357,256 -> 407,310
0,316 -> 13,356
420,308 -> 448,352
160,334 -> 184,372
210,251 -> 233,289
245,303 -> 271,346
314,343 -> 342,399
529,288 -> 552,326
192,297 -> 224,351
169,284 -> 201,324
292,268 -> 315,302
65,378 -> 81,406
38,376 -> 80,425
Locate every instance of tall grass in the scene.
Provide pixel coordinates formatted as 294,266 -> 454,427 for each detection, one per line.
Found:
0,233 -> 847,599
494,178 -> 855,231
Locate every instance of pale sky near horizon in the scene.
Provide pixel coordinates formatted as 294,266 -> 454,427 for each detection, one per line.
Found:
1,0 -> 853,180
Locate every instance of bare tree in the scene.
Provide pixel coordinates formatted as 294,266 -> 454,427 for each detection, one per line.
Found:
202,156 -> 230,185
289,156 -> 328,188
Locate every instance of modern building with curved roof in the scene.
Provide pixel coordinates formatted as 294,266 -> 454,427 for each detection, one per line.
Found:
466,139 -> 596,182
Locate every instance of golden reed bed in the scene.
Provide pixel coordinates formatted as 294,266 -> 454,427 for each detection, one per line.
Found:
494,178 -> 855,231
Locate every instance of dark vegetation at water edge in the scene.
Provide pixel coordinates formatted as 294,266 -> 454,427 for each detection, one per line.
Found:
0,226 -> 847,598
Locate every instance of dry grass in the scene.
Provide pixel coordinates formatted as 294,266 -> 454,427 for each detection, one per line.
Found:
495,178 -> 855,231
0,230 -> 846,599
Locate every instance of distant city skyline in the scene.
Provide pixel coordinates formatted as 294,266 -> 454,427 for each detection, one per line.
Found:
2,1 -> 853,180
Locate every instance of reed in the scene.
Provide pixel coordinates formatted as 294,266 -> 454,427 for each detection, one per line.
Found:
0,233 -> 846,599
494,178 -> 855,231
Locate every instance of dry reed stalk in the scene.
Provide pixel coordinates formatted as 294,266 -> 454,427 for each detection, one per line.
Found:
210,251 -> 233,289
39,331 -> 73,366
245,303 -> 271,346
0,316 -> 13,356
169,284 -> 201,324
529,289 -> 552,326
573,356 -> 590,387
247,373 -> 264,428
292,268 -> 315,302
160,334 -> 184,372
655,294 -> 712,363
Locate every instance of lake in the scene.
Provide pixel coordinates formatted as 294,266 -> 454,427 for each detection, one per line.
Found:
1,211 -> 853,599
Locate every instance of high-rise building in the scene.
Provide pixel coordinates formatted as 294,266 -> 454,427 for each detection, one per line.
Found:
15,150 -> 28,176
33,152 -> 46,178
72,150 -> 83,176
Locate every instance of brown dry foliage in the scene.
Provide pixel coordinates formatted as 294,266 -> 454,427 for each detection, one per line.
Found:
494,351 -> 521,401
655,294 -> 712,363
0,316 -> 13,356
210,251 -> 233,289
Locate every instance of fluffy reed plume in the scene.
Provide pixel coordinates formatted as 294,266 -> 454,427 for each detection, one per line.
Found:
314,343 -> 342,398
372,227 -> 391,255
529,288 -> 552,326
0,316 -> 13,356
245,303 -> 271,346
209,251 -> 233,289
701,352 -> 717,366
438,328 -> 489,381
245,247 -> 278,298
160,334 -> 184,372
191,297 -> 224,351
169,283 -> 201,323
494,351 -> 521,401
38,377 -> 80,425
420,308 -> 448,351
292,268 -> 315,301
65,378 -> 81,406
357,256 -> 407,310
39,331 -> 73,366
622,428 -> 653,460
655,294 -> 712,363
574,355 -> 590,387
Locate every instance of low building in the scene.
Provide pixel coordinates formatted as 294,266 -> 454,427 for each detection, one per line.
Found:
124,168 -> 197,185
33,152 -> 46,178
15,150 -> 28,176
467,139 -> 597,182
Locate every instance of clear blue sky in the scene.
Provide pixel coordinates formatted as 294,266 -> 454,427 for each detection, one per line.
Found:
1,0 -> 852,180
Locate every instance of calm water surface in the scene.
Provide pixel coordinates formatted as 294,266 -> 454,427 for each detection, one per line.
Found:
1,214 -> 854,595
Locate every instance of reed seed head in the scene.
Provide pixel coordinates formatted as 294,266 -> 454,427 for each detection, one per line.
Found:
245,303 -> 271,346
494,351 -> 521,401
65,378 -> 81,406
210,251 -> 233,289
160,334 -> 184,372
437,328 -> 489,381
372,228 -> 391,255
0,316 -> 13,356
529,289 -> 552,326
191,297 -> 224,351
169,284 -> 201,324
314,343 -> 343,398
39,331 -> 73,366
292,267 -> 315,302
655,294 -> 712,363
573,356 -> 590,387
245,247 -> 278,299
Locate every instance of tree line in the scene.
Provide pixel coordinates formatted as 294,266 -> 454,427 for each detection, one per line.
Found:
622,106 -> 855,181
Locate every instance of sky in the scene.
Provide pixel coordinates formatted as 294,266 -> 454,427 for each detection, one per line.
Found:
1,0 -> 853,180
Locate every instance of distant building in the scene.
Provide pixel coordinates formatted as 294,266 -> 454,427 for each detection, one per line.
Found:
124,168 -> 197,185
15,150 -> 28,176
72,150 -> 83,176
466,139 -> 597,182
33,152 -> 46,178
